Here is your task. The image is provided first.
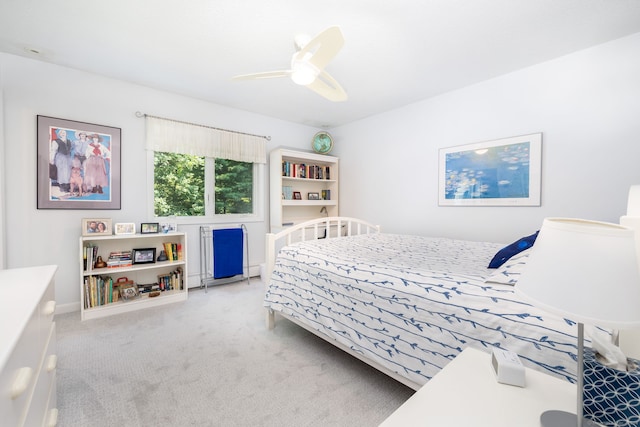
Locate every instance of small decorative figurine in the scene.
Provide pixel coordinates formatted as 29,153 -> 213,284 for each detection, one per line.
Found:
94,256 -> 107,269
157,250 -> 168,261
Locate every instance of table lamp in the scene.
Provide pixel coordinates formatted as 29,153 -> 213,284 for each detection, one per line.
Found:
515,218 -> 640,427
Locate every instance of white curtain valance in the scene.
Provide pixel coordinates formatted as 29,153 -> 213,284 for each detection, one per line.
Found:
145,116 -> 267,164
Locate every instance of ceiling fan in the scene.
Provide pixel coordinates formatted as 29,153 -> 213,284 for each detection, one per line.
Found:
232,26 -> 348,102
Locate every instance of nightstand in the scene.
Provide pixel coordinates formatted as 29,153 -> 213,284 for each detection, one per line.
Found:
379,347 -> 576,427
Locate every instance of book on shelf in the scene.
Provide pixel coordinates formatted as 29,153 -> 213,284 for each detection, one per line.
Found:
83,275 -> 115,308
162,242 -> 183,261
84,245 -> 99,272
281,161 -> 331,180
157,267 -> 183,291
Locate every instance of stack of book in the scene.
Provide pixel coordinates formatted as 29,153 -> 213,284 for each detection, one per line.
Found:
137,282 -> 161,294
107,250 -> 133,268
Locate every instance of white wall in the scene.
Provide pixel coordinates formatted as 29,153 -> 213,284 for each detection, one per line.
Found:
0,53 -> 317,312
333,32 -> 640,243
4,31 -> 640,312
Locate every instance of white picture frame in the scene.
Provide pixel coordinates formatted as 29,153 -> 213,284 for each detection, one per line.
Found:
438,133 -> 542,206
114,222 -> 136,235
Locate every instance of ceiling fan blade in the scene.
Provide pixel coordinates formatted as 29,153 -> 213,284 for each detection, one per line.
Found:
306,70 -> 347,102
294,26 -> 345,71
232,70 -> 291,81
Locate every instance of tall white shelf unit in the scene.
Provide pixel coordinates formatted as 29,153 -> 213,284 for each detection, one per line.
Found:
79,232 -> 187,321
270,148 -> 339,232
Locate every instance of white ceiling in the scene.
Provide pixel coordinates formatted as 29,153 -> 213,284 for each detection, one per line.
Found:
1,0 -> 640,128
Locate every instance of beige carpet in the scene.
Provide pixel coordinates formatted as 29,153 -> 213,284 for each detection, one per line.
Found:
54,279 -> 414,426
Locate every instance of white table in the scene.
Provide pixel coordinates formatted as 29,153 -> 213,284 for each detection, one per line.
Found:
380,347 -> 576,427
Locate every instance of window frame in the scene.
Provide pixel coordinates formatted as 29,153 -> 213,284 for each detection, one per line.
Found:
146,151 -> 264,225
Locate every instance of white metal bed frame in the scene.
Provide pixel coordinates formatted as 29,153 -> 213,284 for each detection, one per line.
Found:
264,216 -> 426,390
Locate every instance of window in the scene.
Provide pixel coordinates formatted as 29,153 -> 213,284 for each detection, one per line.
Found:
153,152 -> 255,217
144,115 -> 267,221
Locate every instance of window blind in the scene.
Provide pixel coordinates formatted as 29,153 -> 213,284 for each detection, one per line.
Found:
145,115 -> 267,164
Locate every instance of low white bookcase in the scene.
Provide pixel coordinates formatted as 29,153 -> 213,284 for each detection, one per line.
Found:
79,232 -> 187,321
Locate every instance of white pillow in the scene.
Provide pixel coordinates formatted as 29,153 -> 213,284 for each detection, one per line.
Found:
485,249 -> 531,285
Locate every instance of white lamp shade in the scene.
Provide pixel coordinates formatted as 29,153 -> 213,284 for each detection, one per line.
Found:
515,218 -> 640,330
627,185 -> 640,216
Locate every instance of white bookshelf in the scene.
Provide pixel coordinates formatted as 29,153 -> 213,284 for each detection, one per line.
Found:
79,232 -> 187,321
269,148 -> 339,232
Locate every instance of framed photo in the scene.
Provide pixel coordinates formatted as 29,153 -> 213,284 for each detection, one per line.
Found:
159,222 -> 178,233
81,218 -> 112,236
293,191 -> 302,200
438,133 -> 542,207
118,283 -> 139,301
308,192 -> 320,200
37,115 -> 121,209
114,222 -> 136,235
132,248 -> 156,264
140,222 -> 159,234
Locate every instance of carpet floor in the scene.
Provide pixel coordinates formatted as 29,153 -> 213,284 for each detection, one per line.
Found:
55,279 -> 414,426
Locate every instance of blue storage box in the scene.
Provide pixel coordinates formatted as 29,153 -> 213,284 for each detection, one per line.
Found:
583,348 -> 640,427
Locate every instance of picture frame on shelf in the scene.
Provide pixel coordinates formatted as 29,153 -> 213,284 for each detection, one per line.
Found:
114,222 -> 136,235
159,222 -> 177,233
293,191 -> 302,200
118,283 -> 139,301
438,133 -> 542,207
132,248 -> 156,264
308,192 -> 320,200
140,222 -> 159,234
37,115 -> 121,210
81,218 -> 112,236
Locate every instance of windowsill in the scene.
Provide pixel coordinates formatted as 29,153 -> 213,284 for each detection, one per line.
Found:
153,214 -> 265,226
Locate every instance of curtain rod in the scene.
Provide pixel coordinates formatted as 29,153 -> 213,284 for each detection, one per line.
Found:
135,111 -> 271,141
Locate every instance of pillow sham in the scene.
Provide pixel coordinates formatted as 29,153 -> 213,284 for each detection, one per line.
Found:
485,249 -> 531,285
487,231 -> 539,268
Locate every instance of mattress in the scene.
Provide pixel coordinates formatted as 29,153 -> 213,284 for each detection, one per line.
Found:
264,233 -> 580,387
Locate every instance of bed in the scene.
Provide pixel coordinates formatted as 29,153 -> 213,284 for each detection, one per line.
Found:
263,217 -> 583,391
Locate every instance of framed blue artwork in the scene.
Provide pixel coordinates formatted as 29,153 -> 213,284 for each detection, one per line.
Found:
438,133 -> 542,206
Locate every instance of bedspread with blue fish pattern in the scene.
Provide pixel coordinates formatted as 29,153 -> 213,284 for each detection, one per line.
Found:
264,233 -> 580,387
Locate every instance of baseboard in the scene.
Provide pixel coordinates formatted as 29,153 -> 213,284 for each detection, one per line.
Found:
56,301 -> 81,315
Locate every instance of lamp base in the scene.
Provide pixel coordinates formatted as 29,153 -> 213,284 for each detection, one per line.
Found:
540,410 -> 602,427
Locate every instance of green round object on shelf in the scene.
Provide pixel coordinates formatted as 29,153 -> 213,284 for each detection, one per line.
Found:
312,131 -> 334,154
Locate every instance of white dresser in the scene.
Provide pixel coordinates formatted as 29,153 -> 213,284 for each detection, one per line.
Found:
0,265 -> 58,427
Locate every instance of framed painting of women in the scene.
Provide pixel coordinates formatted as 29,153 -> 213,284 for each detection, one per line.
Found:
37,115 -> 121,209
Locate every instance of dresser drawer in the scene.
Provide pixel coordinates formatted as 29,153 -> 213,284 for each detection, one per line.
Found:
43,370 -> 58,427
0,265 -> 58,427
37,279 -> 56,345
23,323 -> 57,427
0,305 -> 41,427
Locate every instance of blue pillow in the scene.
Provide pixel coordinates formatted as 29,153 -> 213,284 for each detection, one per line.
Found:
488,231 -> 539,268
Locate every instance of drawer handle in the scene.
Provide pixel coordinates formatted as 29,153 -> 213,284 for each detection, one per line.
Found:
47,408 -> 59,427
46,354 -> 58,372
43,300 -> 57,316
10,367 -> 34,399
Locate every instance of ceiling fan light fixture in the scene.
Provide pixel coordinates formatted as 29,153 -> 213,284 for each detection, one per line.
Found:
291,57 -> 319,85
